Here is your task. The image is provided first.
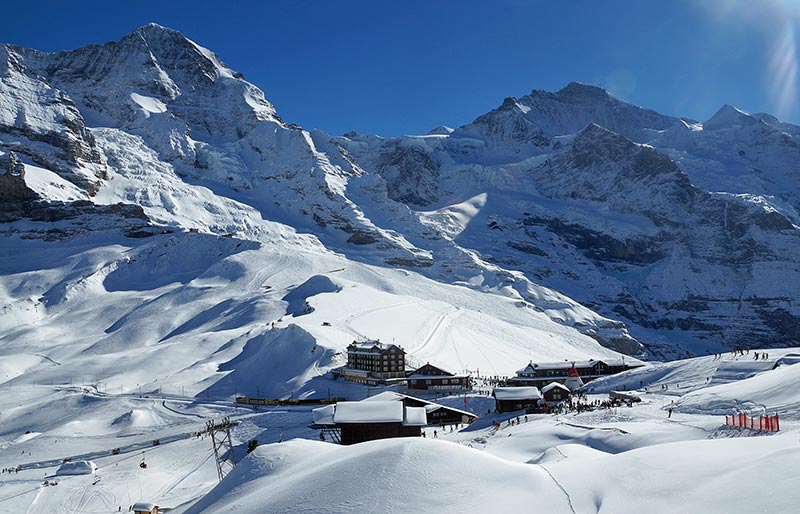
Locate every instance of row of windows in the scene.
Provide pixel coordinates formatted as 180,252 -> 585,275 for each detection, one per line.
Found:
412,378 -> 465,385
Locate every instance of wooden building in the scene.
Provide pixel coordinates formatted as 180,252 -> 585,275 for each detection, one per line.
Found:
337,340 -> 407,384
312,400 -> 427,445
493,387 -> 542,413
506,358 -> 643,389
406,363 -> 471,392
541,382 -> 571,404
132,503 -> 159,514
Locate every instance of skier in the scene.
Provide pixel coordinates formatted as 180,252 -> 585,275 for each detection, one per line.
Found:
668,408 -> 673,418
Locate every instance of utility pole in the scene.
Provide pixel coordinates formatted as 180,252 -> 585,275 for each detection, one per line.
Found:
195,417 -> 240,482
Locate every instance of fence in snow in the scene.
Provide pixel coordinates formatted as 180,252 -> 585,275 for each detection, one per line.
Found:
724,412 -> 780,432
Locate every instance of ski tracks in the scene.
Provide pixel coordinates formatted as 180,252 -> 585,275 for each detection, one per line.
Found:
339,299 -> 422,340
415,306 -> 460,357
537,464 -> 577,514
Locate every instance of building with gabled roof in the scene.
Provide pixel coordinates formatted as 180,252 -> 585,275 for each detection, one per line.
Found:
492,387 -> 542,413
132,503 -> 159,514
311,400 -> 426,445
406,363 -> 471,392
506,357 -> 643,389
541,382 -> 572,404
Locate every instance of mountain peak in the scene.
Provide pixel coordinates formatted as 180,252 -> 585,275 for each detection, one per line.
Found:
133,22 -> 186,39
703,104 -> 756,130
555,82 -> 611,100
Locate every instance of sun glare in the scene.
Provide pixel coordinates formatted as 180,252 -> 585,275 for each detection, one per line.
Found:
769,21 -> 798,119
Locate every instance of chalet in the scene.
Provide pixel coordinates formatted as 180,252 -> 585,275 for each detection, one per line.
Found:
506,358 -> 643,389
336,340 -> 406,384
406,363 -> 471,392
493,387 -> 542,413
311,400 -> 427,445
132,503 -> 159,514
311,393 -> 478,443
365,391 -> 478,425
541,382 -> 571,404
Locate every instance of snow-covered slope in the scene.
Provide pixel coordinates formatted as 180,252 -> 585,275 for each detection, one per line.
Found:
185,430 -> 800,514
184,438 -> 573,514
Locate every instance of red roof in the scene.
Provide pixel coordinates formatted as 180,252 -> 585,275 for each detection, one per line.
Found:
567,366 -> 580,377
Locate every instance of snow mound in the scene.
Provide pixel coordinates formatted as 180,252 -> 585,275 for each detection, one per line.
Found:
554,434 -> 800,514
675,359 -> 800,418
56,460 -> 97,475
185,438 -> 571,514
282,275 -> 342,316
110,408 -> 165,429
529,443 -> 607,464
212,324 -> 335,398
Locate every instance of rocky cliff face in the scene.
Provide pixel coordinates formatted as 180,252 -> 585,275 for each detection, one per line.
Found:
0,46 -> 106,193
337,85 -> 800,357
2,26 -> 798,357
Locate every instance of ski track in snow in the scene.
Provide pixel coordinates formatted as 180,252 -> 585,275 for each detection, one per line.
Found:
413,305 -> 459,358
537,464 -> 577,514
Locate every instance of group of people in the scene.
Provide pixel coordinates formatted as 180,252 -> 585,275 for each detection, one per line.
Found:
492,415 -> 530,430
713,348 -> 771,361
1,466 -> 20,474
557,397 -> 625,414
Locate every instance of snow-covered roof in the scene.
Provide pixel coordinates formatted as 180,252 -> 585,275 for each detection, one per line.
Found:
347,340 -> 402,353
333,401 -> 404,423
132,503 -> 158,512
516,358 -> 638,374
314,400 -> 428,426
403,407 -> 428,426
516,360 -> 591,373
493,387 -> 542,400
542,382 -> 571,394
312,404 -> 336,426
362,391 -> 405,402
364,391 -> 476,418
337,391 -> 477,421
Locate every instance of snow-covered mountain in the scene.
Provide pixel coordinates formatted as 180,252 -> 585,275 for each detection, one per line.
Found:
1,23 -> 798,407
336,84 -> 800,357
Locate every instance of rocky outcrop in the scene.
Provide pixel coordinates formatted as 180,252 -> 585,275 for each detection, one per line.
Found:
0,45 -> 106,193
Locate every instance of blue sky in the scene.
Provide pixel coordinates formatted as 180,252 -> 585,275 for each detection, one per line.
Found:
3,0 -> 799,136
